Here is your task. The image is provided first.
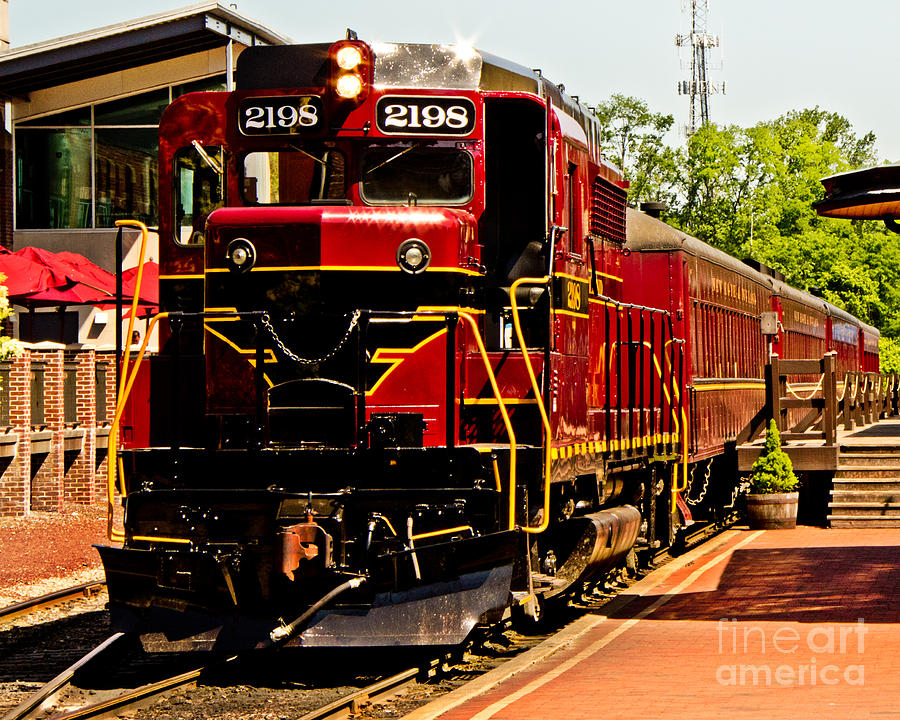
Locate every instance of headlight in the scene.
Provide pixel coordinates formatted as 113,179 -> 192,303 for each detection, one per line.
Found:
396,239 -> 431,275
335,45 -> 363,70
226,238 -> 256,274
335,73 -> 364,99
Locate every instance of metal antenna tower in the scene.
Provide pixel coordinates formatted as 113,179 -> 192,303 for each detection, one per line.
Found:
676,0 -> 725,135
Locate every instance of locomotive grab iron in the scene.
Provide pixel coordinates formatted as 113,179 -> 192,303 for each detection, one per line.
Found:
98,38 -> 879,651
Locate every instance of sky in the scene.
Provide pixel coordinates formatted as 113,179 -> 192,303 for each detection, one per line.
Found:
8,0 -> 900,162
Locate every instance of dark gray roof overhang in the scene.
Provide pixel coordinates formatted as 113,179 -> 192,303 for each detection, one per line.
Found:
0,2 -> 289,98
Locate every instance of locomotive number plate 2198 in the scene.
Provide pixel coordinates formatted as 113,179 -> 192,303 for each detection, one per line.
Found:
238,95 -> 324,136
376,96 -> 476,136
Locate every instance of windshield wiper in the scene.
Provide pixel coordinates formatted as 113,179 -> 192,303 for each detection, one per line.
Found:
288,143 -> 328,168
365,143 -> 420,175
191,140 -> 223,175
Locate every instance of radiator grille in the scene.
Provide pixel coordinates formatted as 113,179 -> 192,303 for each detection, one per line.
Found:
590,177 -> 627,243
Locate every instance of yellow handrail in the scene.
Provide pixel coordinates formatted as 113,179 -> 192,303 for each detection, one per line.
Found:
106,220 -> 152,542
410,525 -> 474,541
113,220 -> 150,402
106,311 -> 169,542
509,277 -> 552,535
458,312 -> 517,530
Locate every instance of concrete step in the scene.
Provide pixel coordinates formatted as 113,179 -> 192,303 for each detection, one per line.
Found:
834,467 -> 900,479
833,478 -> 900,491
827,502 -> 900,517
836,453 -> 900,468
839,444 -> 900,454
828,516 -> 900,528
831,489 -> 900,503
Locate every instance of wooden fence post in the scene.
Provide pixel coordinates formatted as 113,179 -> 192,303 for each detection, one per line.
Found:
823,353 -> 836,445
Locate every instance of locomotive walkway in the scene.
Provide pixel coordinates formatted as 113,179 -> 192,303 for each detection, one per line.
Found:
406,526 -> 900,720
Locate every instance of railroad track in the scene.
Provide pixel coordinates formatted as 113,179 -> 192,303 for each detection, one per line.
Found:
3,630 -> 422,720
0,583 -> 106,624
0,524 -> 735,720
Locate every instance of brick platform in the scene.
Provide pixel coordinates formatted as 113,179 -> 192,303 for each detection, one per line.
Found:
408,527 -> 900,720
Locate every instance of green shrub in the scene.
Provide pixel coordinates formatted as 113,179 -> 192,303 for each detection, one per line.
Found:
749,420 -> 799,494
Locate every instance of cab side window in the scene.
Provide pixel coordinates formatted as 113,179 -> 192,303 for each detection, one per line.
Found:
565,160 -> 583,257
174,145 -> 225,245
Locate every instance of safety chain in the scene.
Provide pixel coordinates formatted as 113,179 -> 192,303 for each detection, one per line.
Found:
261,310 -> 361,366
725,478 -> 751,510
686,458 -> 712,506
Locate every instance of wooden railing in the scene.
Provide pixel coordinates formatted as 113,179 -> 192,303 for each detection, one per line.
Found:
738,352 -> 900,446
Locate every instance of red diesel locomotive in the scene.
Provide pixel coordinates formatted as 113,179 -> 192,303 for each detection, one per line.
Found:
99,37 -> 878,652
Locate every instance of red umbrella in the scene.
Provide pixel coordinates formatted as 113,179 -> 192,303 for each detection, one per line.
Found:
97,261 -> 159,317
121,261 -> 158,305
0,246 -> 59,297
14,247 -> 117,304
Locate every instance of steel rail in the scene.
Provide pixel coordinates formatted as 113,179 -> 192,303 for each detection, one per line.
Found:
45,660 -> 233,720
1,633 -> 126,720
0,581 -> 105,623
25,661 -> 415,720
297,667 -> 420,720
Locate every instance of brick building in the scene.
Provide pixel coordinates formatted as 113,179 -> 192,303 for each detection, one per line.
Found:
0,4 -> 288,515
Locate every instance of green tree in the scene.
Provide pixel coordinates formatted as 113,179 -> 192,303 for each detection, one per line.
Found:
592,95 -> 678,207
668,106 -> 897,349
675,123 -> 750,255
880,336 -> 900,373
749,420 -> 798,494
594,94 -> 900,367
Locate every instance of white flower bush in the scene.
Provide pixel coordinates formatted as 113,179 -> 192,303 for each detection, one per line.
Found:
0,273 -> 22,360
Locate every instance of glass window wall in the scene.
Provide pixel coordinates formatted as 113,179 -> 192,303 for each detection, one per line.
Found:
14,75 -> 225,230
16,129 -> 92,229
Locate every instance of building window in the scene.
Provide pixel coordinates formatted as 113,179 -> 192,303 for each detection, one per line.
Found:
13,75 -> 225,231
95,128 -> 158,227
15,129 -> 92,229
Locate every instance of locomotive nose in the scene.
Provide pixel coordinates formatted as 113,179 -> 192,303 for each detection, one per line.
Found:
205,205 -> 480,278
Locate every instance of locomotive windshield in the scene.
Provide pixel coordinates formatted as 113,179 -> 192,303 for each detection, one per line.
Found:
240,142 -> 473,207
242,146 -> 347,204
360,144 -> 473,205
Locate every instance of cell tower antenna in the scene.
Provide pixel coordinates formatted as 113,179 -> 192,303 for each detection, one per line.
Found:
675,0 -> 725,135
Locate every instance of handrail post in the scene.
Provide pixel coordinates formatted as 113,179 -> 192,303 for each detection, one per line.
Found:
356,312 -> 369,450
171,317 -> 181,453
445,313 -> 457,449
638,310 -> 646,448
254,316 -> 266,448
823,353 -> 836,446
648,311 -> 656,453
894,374 -> 899,417
867,373 -> 876,424
841,375 -> 851,430
766,357 -> 781,431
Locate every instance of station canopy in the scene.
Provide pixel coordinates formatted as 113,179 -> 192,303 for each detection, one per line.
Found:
815,163 -> 900,221
0,2 -> 289,97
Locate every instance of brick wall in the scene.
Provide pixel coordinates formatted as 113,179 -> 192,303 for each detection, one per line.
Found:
94,352 -> 117,502
29,349 -> 63,512
0,350 -> 29,516
0,347 -> 121,517
63,349 -> 95,503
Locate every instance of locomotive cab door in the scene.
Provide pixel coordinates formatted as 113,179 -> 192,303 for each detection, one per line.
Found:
480,97 -> 550,351
155,92 -> 231,447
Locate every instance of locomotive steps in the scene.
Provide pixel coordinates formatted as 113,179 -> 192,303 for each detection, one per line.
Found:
829,442 -> 900,528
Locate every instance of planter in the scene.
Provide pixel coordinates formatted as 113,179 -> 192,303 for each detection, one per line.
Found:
746,492 -> 799,530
